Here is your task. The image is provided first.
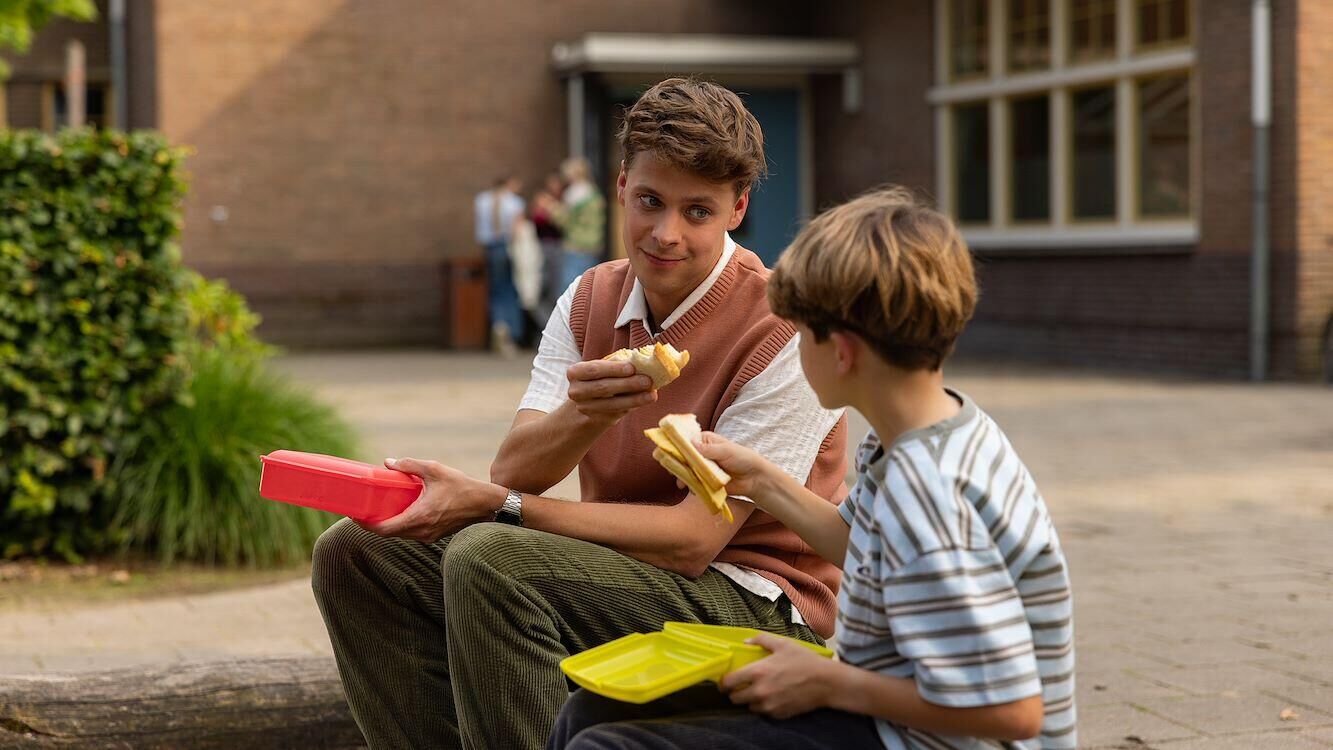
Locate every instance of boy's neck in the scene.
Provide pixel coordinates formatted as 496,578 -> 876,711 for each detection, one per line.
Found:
854,366 -> 960,447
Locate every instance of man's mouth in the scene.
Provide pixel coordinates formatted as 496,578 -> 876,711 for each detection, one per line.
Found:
641,248 -> 686,267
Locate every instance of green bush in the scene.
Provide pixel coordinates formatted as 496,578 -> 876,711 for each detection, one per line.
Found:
0,128 -> 191,560
108,343 -> 356,566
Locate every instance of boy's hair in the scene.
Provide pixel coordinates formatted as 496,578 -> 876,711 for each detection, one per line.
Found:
617,78 -> 767,195
768,186 -> 978,371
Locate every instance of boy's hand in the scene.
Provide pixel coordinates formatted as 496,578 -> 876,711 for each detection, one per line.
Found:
566,360 -> 657,427
359,458 -> 502,543
719,633 -> 838,719
694,431 -> 778,500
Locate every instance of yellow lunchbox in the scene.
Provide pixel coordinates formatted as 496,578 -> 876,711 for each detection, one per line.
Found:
559,622 -> 833,704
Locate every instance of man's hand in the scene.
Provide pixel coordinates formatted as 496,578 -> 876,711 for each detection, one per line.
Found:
566,359 -> 656,427
360,458 -> 503,543
719,633 -> 838,719
694,431 -> 780,501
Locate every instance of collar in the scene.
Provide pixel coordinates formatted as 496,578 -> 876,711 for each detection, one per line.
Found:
614,233 -> 737,335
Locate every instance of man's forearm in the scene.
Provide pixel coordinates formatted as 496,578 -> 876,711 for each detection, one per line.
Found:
749,469 -> 850,565
823,661 -> 1044,740
490,403 -> 605,494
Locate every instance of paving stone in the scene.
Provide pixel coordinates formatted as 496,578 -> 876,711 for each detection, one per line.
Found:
1143,663 -> 1329,697
1154,730 -> 1333,749
1144,692 -> 1333,735
1077,702 -> 1200,747
1077,669 -> 1191,708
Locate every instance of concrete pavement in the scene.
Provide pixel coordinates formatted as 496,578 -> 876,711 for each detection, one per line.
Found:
2,351 -> 1331,748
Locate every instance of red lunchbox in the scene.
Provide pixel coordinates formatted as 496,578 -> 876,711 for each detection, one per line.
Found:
259,450 -> 423,522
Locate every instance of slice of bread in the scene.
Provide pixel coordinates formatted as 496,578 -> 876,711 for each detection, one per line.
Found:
657,414 -> 730,492
652,447 -> 733,523
603,342 -> 689,389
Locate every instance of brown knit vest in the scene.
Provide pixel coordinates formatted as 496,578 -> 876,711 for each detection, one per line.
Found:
569,246 -> 848,638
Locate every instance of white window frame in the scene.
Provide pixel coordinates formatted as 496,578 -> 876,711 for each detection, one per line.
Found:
931,0 -> 1198,253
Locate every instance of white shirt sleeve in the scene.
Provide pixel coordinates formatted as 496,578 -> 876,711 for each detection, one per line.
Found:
713,334 -> 844,494
518,278 -> 583,414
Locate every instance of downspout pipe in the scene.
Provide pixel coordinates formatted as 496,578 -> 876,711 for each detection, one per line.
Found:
1250,0 -> 1271,381
110,0 -> 127,130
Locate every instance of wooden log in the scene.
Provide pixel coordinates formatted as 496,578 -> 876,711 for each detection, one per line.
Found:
0,657 -> 363,749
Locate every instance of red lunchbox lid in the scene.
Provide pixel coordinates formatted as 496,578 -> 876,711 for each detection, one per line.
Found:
260,450 -> 424,490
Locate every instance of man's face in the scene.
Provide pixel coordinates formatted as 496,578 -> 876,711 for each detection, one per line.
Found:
617,156 -> 749,307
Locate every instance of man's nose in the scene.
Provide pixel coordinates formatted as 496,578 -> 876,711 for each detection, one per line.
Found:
652,213 -> 683,248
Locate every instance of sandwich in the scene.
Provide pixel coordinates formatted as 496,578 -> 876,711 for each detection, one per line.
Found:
604,342 -> 689,389
644,414 -> 733,522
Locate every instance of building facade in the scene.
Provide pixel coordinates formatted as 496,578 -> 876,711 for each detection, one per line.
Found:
4,0 -> 1330,379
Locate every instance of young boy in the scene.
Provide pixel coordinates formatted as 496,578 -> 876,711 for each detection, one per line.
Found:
547,187 -> 1076,749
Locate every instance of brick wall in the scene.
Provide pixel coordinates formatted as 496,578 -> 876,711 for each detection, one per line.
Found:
810,1 -> 1321,379
1295,0 -> 1333,378
151,0 -> 813,347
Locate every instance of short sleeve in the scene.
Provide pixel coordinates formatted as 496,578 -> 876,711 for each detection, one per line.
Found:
517,278 -> 583,414
880,547 -> 1043,708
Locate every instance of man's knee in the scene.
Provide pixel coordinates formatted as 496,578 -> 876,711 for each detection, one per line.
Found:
441,523 -> 549,603
310,517 -> 375,603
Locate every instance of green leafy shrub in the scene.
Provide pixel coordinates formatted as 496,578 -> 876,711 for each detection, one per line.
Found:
108,343 -> 356,566
1,128 -> 191,560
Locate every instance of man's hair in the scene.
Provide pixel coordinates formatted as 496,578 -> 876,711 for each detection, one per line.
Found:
768,186 -> 978,371
617,77 -> 767,194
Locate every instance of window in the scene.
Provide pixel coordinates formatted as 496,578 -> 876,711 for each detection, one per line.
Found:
1137,0 -> 1189,48
953,102 -> 991,223
1071,85 -> 1116,219
1010,95 -> 1049,221
1008,0 -> 1050,73
932,0 -> 1195,247
950,0 -> 989,79
1137,74 -> 1190,217
45,82 -> 112,131
1069,0 -> 1116,62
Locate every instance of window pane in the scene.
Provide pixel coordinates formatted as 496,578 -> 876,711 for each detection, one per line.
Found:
1071,86 -> 1116,219
1069,0 -> 1116,62
1008,0 -> 1050,72
951,0 -> 989,78
953,103 -> 991,223
1137,0 -> 1189,46
1138,75 -> 1191,216
1010,95 -> 1049,221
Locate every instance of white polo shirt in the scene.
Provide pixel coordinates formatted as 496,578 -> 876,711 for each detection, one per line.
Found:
518,234 -> 844,625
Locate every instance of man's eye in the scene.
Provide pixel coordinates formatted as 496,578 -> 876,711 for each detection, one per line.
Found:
639,195 -> 661,209
687,207 -> 711,220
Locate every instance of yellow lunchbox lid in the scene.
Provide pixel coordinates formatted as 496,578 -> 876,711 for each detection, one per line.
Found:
559,623 -> 834,704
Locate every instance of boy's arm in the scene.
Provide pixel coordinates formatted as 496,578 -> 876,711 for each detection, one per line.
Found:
696,433 -> 850,565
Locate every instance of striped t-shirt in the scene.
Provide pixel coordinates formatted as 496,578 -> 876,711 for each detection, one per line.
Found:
836,390 -> 1076,749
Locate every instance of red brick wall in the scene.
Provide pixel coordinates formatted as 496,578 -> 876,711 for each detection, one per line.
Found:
810,1 -> 1315,379
1295,0 -> 1333,377
153,0 -> 812,347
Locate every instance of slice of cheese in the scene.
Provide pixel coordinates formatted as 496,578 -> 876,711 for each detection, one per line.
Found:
652,448 -> 734,523
643,427 -> 686,464
657,414 -> 730,492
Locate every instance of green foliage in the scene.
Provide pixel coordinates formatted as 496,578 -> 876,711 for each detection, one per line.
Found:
107,346 -> 356,566
183,270 -> 277,363
0,0 -> 97,79
1,128 -> 191,560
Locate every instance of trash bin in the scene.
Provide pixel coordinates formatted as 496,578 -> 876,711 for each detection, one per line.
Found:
440,258 -> 488,349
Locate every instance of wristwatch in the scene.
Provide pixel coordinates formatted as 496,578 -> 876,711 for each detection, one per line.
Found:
495,488 -> 524,526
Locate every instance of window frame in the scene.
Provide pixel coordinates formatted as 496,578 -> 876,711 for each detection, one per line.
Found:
1133,0 -> 1192,53
945,0 -> 993,83
931,0 -> 1197,253
41,80 -> 116,132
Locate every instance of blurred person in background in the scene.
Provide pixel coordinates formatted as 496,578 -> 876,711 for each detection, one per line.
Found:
474,175 -> 526,355
531,172 -> 567,329
540,157 -> 606,288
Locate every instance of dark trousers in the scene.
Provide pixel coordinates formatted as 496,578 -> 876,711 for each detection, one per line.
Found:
548,686 -> 883,750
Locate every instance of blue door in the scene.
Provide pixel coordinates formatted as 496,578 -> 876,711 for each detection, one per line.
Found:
730,88 -> 804,267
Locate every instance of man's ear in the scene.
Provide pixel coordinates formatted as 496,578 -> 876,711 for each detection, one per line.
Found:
829,331 -> 859,376
616,162 -> 628,206
726,188 -> 751,232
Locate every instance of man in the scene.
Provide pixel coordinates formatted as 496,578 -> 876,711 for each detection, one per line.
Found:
475,175 -> 526,354
312,78 -> 847,750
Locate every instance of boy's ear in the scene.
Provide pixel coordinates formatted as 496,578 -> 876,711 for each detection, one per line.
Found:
726,188 -> 751,232
616,162 -> 628,206
830,331 -> 859,377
